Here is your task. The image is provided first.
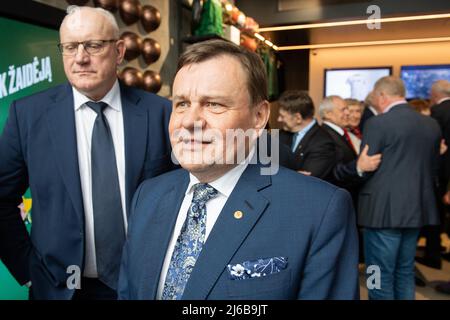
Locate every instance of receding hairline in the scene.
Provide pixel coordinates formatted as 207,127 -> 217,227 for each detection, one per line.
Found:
60,6 -> 120,38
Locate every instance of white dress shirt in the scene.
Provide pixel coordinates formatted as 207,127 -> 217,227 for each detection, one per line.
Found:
291,119 -> 316,152
73,80 -> 127,278
156,148 -> 255,299
323,121 -> 345,136
368,106 -> 378,116
437,97 -> 450,104
347,131 -> 361,154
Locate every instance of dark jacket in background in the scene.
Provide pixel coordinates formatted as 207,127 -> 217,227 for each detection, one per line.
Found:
431,99 -> 450,190
358,104 -> 441,228
279,123 -> 336,180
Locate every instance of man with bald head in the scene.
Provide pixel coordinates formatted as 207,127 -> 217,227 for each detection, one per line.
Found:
0,6 -> 173,299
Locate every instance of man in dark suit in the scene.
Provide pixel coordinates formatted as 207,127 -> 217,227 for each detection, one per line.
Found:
359,76 -> 441,300
0,6 -> 173,300
319,96 -> 380,195
277,90 -> 336,179
118,40 -> 359,300
430,80 -> 450,235
319,96 -> 381,264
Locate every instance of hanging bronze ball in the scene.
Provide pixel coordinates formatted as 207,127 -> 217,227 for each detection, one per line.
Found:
120,31 -> 142,61
66,0 -> 89,5
120,67 -> 143,88
119,0 -> 141,26
141,38 -> 161,65
93,0 -> 119,13
140,5 -> 161,32
142,70 -> 162,93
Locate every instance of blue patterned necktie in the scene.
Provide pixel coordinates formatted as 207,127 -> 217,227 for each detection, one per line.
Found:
161,183 -> 218,300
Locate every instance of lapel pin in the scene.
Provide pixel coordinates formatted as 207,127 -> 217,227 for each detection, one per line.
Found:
234,210 -> 243,219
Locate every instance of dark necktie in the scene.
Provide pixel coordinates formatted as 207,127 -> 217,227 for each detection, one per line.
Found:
161,183 -> 218,300
86,101 -> 125,290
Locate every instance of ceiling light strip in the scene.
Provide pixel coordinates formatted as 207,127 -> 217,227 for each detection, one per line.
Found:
277,36 -> 450,51
259,13 -> 450,32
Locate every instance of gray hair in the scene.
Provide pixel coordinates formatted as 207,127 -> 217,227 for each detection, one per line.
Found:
319,95 -> 342,120
62,5 -> 120,38
373,76 -> 406,98
431,80 -> 450,97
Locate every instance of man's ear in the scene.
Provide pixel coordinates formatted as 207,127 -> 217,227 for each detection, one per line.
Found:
294,112 -> 303,124
254,100 -> 270,131
115,39 -> 126,65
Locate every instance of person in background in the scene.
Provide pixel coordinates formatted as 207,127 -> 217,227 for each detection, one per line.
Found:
320,96 -> 381,264
358,76 -> 441,300
345,98 -> 364,154
410,99 -> 431,116
0,6 -> 173,300
408,99 -> 446,273
428,80 -> 450,295
278,90 -> 336,179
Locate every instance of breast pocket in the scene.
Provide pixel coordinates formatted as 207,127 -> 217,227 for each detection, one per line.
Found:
226,269 -> 292,299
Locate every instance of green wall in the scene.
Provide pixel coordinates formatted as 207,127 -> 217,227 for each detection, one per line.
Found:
0,16 -> 66,300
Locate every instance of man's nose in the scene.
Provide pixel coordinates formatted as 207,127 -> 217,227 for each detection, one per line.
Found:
74,44 -> 90,64
181,104 -> 206,130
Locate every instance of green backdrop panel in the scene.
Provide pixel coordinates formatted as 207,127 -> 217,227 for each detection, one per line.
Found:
0,16 -> 66,300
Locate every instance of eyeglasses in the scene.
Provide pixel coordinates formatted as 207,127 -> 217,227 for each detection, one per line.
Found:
57,39 -> 117,56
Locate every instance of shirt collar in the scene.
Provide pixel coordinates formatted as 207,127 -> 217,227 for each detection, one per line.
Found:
73,79 -> 121,112
324,121 -> 344,136
294,119 -> 316,136
384,100 -> 407,114
437,97 -> 450,104
368,106 -> 379,115
185,147 -> 255,198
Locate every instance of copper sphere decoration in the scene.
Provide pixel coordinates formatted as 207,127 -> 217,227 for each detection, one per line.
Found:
142,70 -> 162,93
141,38 -> 161,65
119,0 -> 141,25
140,5 -> 161,33
240,34 -> 257,52
66,0 -> 89,5
120,31 -> 142,61
120,67 -> 143,88
93,0 -> 119,13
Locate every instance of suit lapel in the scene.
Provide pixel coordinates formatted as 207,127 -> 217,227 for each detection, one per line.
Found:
45,83 -> 84,224
120,83 -> 148,217
294,123 -> 318,155
139,172 -> 189,299
182,164 -> 271,300
324,124 -> 356,156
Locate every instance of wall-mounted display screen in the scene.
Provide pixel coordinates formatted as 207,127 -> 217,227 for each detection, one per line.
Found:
324,67 -> 392,101
401,64 -> 450,99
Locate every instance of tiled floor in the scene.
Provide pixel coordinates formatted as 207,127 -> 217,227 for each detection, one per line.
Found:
359,234 -> 450,300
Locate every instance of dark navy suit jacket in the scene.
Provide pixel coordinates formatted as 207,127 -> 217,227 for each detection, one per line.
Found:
118,164 -> 359,300
0,81 -> 174,299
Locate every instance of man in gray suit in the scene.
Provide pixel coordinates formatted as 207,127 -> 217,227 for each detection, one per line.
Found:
359,76 -> 441,300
